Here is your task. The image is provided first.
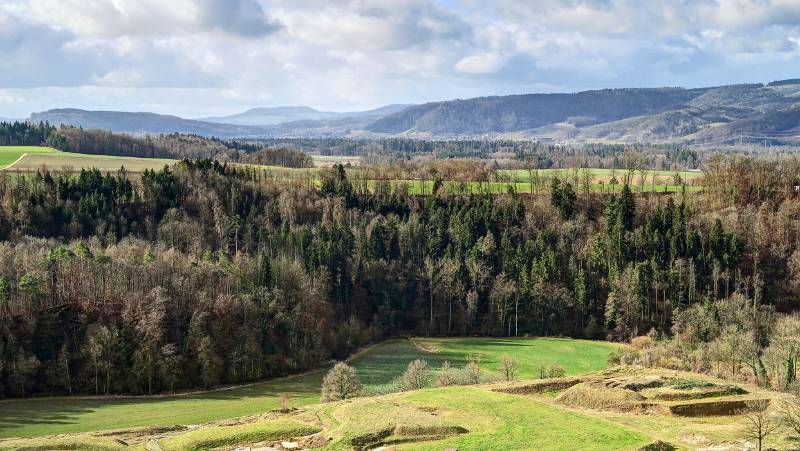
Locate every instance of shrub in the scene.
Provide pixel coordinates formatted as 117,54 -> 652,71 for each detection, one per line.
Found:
631,335 -> 655,350
607,350 -> 622,366
620,349 -> 641,365
540,362 -> 565,379
321,362 -> 363,402
499,355 -> 518,381
638,441 -> 677,451
463,355 -> 482,385
436,361 -> 457,387
401,359 -> 431,391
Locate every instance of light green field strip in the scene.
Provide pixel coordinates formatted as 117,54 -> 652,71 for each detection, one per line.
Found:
0,146 -> 58,168
0,146 -> 176,172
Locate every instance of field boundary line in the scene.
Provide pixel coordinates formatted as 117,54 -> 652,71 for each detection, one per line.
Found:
2,152 -> 28,170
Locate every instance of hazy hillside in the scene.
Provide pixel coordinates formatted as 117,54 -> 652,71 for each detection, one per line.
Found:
28,81 -> 800,143
29,105 -> 412,138
29,108 -> 269,138
199,104 -> 411,126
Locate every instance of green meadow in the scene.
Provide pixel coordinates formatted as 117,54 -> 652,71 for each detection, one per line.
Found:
0,146 -> 58,167
0,337 -> 617,439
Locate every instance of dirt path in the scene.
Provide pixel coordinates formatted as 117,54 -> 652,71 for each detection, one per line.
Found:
3,152 -> 27,170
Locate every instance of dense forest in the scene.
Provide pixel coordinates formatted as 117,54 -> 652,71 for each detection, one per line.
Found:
1,148 -> 800,397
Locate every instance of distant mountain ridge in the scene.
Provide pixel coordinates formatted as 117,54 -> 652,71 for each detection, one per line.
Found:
29,104 -> 413,138
198,104 -> 412,125
29,108 -> 271,138
27,80 -> 800,144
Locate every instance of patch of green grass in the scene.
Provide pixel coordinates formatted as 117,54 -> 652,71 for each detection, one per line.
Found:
668,379 -> 715,390
0,435 -> 124,450
0,373 -> 323,439
0,146 -> 58,167
499,168 -> 704,181
159,419 -> 319,451
398,387 -> 650,450
430,337 -> 620,379
0,338 -> 616,439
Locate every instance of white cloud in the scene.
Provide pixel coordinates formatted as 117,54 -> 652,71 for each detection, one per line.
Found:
455,52 -> 506,74
1,0 -> 800,118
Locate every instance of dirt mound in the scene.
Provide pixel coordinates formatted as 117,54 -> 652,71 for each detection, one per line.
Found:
492,377 -> 583,394
666,398 -> 770,417
350,424 -> 468,450
643,384 -> 746,401
555,382 -> 647,412
604,375 -> 667,391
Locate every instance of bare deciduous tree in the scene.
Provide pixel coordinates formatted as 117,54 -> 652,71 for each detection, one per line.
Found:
739,400 -> 780,451
499,354 -> 519,381
321,362 -> 362,402
780,395 -> 800,440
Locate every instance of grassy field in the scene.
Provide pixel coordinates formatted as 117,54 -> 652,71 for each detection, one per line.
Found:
310,154 -> 361,167
0,337 -> 617,439
499,168 -> 703,182
313,386 -> 650,450
0,145 -> 59,167
158,419 -> 320,450
4,355 -> 795,450
0,147 -> 702,194
0,147 -> 176,173
498,168 -> 703,193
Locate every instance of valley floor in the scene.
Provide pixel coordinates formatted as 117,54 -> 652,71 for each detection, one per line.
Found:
0,337 -> 614,439
2,338 -> 792,450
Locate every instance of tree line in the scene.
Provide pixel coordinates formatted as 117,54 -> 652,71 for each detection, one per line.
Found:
0,122 -> 312,168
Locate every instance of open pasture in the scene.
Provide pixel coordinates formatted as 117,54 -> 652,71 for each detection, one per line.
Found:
3,347 -> 795,450
310,154 -> 361,167
0,337 -> 617,439
3,151 -> 176,173
0,146 -> 59,168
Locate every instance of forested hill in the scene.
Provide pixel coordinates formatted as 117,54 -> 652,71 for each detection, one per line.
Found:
1,156 -> 799,397
366,81 -> 800,143
367,88 -> 702,134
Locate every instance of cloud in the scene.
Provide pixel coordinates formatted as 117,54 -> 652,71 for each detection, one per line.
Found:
17,0 -> 281,38
1,0 -> 800,118
455,52 -> 507,74
197,0 -> 282,37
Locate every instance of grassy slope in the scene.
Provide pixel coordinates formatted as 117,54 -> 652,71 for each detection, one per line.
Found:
311,386 -> 648,451
0,145 -> 176,172
159,419 -> 319,450
0,338 -> 616,439
400,388 -> 649,451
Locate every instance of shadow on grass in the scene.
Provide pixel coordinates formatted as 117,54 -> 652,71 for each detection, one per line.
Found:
0,371 -> 324,437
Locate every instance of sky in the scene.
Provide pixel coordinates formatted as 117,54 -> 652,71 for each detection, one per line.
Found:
1,0 -> 800,118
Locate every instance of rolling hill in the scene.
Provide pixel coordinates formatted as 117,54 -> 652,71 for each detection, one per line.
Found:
27,79 -> 800,143
198,104 -> 411,126
365,81 -> 800,143
28,109 -> 269,138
